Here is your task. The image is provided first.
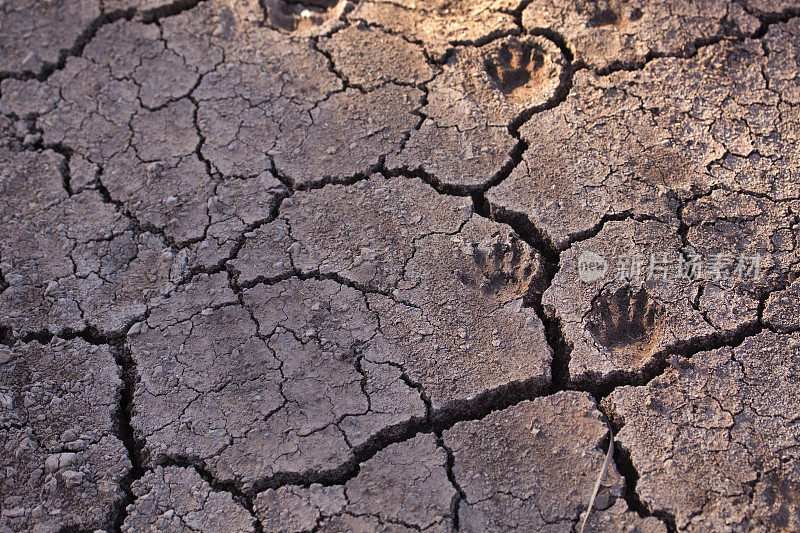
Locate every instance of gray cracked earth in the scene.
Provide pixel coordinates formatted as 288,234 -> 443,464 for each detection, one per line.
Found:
1,0 -> 800,531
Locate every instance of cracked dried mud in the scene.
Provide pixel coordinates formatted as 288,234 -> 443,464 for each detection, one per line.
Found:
2,0 -> 800,531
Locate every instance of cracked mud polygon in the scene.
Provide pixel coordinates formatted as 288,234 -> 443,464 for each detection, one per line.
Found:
1,0 -> 800,531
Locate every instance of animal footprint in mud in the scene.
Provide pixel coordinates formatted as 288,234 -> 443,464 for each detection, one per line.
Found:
586,286 -> 665,362
483,36 -> 560,106
461,232 -> 540,299
264,0 -> 348,35
586,2 -> 642,28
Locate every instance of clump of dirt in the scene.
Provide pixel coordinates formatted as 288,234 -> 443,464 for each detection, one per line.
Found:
263,0 -> 349,35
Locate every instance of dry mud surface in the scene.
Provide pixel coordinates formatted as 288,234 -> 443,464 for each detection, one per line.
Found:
1,0 -> 800,531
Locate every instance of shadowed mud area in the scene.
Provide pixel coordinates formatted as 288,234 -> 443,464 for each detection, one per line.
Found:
2,0 -> 800,531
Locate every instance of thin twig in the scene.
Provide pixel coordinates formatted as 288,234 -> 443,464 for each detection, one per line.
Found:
580,428 -> 614,533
